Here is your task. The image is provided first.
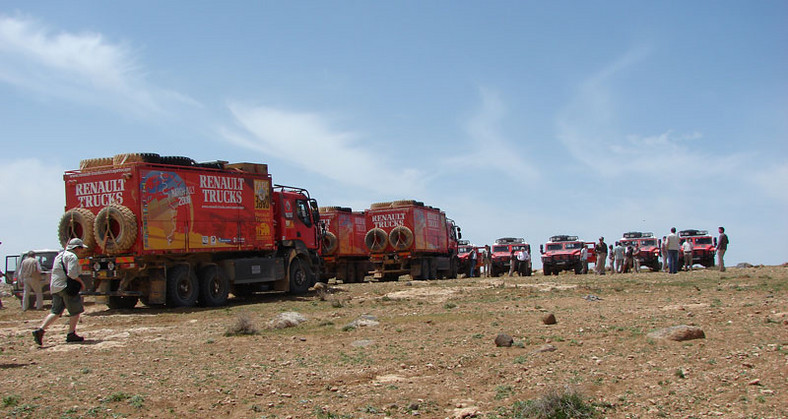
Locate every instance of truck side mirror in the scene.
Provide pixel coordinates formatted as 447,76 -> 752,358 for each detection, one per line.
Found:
539,244 -> 544,254
714,237 -> 718,246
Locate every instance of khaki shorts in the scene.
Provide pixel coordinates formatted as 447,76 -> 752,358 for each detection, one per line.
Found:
50,290 -> 84,316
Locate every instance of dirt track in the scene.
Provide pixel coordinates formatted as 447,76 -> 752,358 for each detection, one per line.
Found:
1,266 -> 786,418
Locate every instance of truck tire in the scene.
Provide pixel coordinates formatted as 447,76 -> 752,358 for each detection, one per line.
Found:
288,258 -> 312,294
389,226 -> 414,250
159,155 -> 196,167
197,265 -> 229,307
94,203 -> 137,254
365,228 -> 388,252
321,232 -> 338,255
113,153 -> 161,166
58,208 -> 97,250
166,264 -> 198,307
543,266 -> 551,276
79,157 -> 114,170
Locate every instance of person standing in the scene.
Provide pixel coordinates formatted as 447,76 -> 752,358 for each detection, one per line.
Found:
661,237 -> 668,272
666,228 -> 680,274
580,245 -> 589,274
717,227 -> 729,272
32,238 -> 88,346
483,245 -> 492,277
468,247 -> 478,278
633,244 -> 641,273
19,251 -> 44,311
516,247 -> 530,275
682,238 -> 694,271
507,248 -> 517,277
614,242 -> 625,274
594,237 -> 608,275
623,244 -> 634,273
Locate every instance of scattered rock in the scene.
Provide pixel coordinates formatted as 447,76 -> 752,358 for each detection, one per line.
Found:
351,339 -> 375,348
542,313 -> 557,325
494,333 -> 513,347
584,294 -> 603,302
534,344 -> 557,353
748,379 -> 761,386
736,263 -> 754,268
269,312 -> 307,329
647,325 -> 705,341
346,314 -> 379,328
452,406 -> 480,418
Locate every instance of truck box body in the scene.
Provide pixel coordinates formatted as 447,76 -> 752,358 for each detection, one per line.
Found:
319,207 -> 370,283
364,200 -> 460,280
65,163 -> 275,254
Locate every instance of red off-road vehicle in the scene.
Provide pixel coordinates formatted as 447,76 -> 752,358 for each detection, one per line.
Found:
619,232 -> 661,271
457,240 -> 483,277
491,237 -> 532,277
539,235 -> 595,276
679,229 -> 717,268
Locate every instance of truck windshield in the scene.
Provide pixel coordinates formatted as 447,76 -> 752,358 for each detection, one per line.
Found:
695,238 -> 712,245
564,243 -> 583,249
492,246 -> 508,253
546,244 -> 563,251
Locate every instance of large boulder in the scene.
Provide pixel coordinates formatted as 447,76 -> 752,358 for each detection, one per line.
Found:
647,325 -> 705,341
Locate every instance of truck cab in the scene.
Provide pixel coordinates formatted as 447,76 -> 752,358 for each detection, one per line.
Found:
490,237 -> 532,277
539,235 -> 594,276
619,232 -> 661,271
679,229 -> 717,268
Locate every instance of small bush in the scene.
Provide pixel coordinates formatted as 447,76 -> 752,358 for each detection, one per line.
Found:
510,386 -> 597,418
3,395 -> 20,407
225,313 -> 258,336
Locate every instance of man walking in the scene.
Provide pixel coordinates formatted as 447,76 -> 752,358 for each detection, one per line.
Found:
32,238 -> 88,346
19,251 -> 44,311
717,227 -> 729,272
666,228 -> 680,274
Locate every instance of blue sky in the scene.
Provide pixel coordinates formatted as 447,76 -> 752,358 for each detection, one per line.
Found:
1,1 -> 786,268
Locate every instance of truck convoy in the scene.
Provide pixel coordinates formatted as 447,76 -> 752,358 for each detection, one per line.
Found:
318,206 -> 371,283
618,232 -> 661,271
679,229 -> 717,268
364,200 -> 461,281
490,237 -> 532,277
56,154 -> 322,309
540,235 -> 595,276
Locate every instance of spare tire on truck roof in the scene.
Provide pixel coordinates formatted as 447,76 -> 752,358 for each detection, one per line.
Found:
369,202 -> 392,209
159,156 -> 196,167
391,200 -> 424,207
79,157 -> 114,171
113,153 -> 161,166
94,203 -> 137,255
58,208 -> 97,251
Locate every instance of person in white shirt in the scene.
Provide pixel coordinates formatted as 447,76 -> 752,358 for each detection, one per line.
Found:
18,251 -> 44,311
682,239 -> 693,271
666,228 -> 681,274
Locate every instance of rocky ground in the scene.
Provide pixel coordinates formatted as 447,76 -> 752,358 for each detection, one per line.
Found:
1,265 -> 786,418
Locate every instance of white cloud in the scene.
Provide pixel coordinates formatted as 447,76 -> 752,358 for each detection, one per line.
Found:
0,14 -> 198,117
0,158 -> 65,256
445,88 -> 539,182
748,163 -> 788,204
221,103 -> 427,196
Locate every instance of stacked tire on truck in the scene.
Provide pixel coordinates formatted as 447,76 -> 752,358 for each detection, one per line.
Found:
364,200 -> 461,281
57,153 -> 322,309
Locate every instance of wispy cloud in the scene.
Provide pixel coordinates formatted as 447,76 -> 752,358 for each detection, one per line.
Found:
445,88 -> 539,181
221,103 -> 427,196
0,14 -> 198,117
556,47 -> 747,178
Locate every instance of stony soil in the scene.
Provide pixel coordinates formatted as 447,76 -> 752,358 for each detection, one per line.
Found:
1,266 -> 786,418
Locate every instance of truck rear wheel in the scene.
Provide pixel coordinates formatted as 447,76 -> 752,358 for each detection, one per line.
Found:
543,266 -> 551,276
288,258 -> 313,294
107,296 -> 139,310
94,203 -> 137,254
166,265 -> 198,307
58,208 -> 96,250
198,265 -> 229,307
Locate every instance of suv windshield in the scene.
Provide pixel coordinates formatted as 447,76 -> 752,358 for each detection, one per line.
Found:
546,244 -> 563,251
564,242 -> 583,250
492,246 -> 509,253
694,237 -> 712,245
641,239 -> 657,246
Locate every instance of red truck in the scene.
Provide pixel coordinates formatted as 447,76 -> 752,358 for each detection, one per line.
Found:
490,237 -> 532,277
539,235 -> 595,276
679,229 -> 717,268
457,240 -> 483,277
319,206 -> 371,283
364,200 -> 461,281
57,154 -> 322,309
619,232 -> 661,271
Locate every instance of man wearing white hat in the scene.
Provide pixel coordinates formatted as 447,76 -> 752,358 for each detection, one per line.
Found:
32,238 -> 88,346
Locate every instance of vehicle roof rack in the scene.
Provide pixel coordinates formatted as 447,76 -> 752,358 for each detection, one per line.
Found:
679,229 -> 708,237
494,237 -> 524,244
549,235 -> 578,242
622,232 -> 654,239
